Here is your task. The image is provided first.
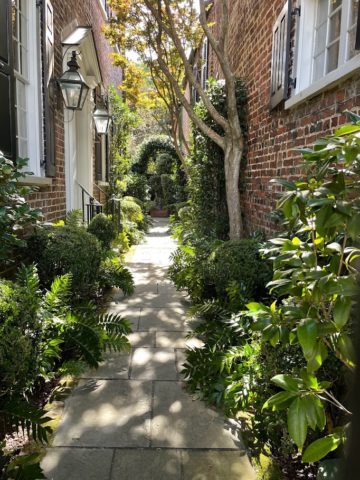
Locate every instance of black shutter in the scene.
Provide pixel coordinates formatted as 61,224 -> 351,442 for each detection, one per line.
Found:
0,0 -> 16,159
270,1 -> 290,110
356,0 -> 360,50
105,135 -> 110,182
95,133 -> 102,181
43,0 -> 56,176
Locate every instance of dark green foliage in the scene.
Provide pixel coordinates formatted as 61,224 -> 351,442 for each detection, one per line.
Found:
98,258 -> 135,296
0,154 -> 40,273
126,173 -> 150,202
27,226 -> 102,298
160,174 -> 176,206
212,239 -> 272,301
132,135 -> 177,174
88,213 -> 117,250
148,174 -> 163,206
156,153 -> 175,174
188,79 -> 247,240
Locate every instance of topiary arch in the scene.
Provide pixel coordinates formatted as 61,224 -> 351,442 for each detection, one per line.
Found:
132,136 -> 179,174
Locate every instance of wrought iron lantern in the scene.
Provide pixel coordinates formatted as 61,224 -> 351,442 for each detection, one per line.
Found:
58,51 -> 89,110
93,105 -> 112,135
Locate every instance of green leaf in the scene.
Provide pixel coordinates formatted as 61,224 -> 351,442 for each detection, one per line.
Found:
334,124 -> 360,136
337,334 -> 356,367
297,319 -> 318,359
348,213 -> 360,240
288,397 -> 308,450
271,374 -> 303,392
333,297 -> 352,329
307,341 -> 328,372
263,391 -> 298,410
302,434 -> 342,463
301,394 -> 325,431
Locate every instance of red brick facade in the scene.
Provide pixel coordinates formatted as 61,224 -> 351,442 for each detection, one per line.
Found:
26,0 -> 121,222
209,0 -> 360,235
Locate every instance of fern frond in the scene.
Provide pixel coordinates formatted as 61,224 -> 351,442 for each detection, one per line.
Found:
99,313 -> 132,335
188,300 -> 229,320
44,274 -> 72,314
0,399 -> 52,444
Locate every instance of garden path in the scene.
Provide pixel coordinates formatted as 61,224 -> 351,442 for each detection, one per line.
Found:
42,219 -> 256,480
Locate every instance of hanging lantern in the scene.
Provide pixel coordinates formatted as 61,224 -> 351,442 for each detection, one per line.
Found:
93,105 -> 112,135
58,51 -> 89,110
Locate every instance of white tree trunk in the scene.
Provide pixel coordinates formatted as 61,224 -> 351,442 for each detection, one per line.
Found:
224,140 -> 243,240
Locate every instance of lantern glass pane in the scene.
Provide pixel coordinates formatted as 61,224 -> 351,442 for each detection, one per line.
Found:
60,82 -> 82,109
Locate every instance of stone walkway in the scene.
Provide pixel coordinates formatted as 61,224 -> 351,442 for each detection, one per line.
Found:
42,219 -> 256,480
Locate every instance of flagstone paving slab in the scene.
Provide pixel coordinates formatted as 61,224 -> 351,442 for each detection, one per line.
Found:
130,348 -> 178,380
83,352 -> 130,380
138,307 -> 189,332
151,381 -> 242,449
53,379 -> 152,448
128,331 -> 156,347
111,449 -> 181,479
181,451 -> 257,480
156,331 -> 204,349
42,448 -> 113,480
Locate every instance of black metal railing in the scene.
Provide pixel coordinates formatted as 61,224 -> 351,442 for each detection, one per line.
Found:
78,183 -> 103,224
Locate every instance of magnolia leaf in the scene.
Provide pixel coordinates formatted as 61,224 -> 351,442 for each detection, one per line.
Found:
337,334 -> 356,368
334,124 -> 360,136
307,341 -> 328,372
288,397 -> 308,450
333,297 -> 352,329
297,319 -> 318,359
263,391 -> 298,410
302,434 -> 342,463
271,374 -> 303,392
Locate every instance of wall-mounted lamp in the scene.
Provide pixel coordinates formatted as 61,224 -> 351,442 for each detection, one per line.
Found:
93,105 -> 112,135
58,51 -> 89,110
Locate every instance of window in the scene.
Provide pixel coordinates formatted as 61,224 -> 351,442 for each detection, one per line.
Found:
288,0 -> 360,106
12,0 -> 43,174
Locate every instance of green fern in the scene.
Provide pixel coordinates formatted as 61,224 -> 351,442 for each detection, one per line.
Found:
43,274 -> 72,315
0,399 -> 52,444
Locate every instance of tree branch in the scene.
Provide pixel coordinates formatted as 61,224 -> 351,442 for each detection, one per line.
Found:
145,0 -> 229,133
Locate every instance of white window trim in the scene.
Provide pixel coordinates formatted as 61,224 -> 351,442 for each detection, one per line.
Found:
97,0 -> 109,20
26,2 -> 43,176
286,0 -> 360,109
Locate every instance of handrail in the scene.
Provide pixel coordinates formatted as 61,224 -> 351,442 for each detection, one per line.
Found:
76,181 -> 103,223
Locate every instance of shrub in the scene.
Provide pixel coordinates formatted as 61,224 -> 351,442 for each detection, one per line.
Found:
0,154 -> 40,272
27,226 -> 102,298
88,213 -> 116,250
211,239 -> 271,302
156,153 -> 175,174
242,117 -> 360,468
98,258 -> 135,296
121,196 -> 144,224
125,173 -> 149,202
161,174 -> 177,205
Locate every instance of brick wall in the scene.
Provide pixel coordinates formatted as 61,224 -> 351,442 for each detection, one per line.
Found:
209,0 -> 360,235
26,0 -> 121,222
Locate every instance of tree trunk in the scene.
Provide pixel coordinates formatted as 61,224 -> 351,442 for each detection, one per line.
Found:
224,140 -> 243,240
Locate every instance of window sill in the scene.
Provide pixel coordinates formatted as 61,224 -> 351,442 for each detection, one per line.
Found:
18,175 -> 53,188
97,181 -> 109,188
285,56 -> 360,110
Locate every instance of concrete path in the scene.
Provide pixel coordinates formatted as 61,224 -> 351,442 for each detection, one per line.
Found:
42,219 -> 256,480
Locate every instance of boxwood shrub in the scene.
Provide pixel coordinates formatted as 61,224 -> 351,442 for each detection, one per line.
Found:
88,213 -> 116,250
211,239 -> 271,301
27,226 -> 102,298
